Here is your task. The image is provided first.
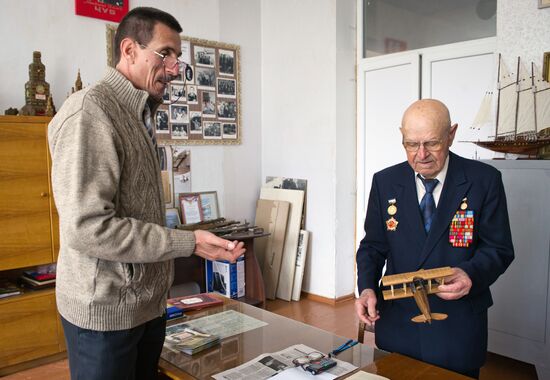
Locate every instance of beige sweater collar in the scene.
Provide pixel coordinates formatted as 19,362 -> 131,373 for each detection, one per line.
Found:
102,67 -> 151,121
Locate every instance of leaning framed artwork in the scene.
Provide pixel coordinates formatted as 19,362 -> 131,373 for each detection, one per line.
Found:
179,193 -> 204,224
106,25 -> 241,145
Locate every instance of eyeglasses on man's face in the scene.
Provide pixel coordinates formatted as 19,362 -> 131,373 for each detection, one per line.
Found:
402,139 -> 445,152
137,42 -> 193,81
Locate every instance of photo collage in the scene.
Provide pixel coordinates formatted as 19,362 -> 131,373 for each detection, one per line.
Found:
154,38 -> 240,144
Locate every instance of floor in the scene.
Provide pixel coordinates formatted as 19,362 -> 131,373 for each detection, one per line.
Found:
2,297 -> 538,380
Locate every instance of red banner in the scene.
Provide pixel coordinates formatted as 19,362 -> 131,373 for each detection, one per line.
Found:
75,0 -> 129,23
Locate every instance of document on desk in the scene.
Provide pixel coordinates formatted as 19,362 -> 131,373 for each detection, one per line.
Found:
179,310 -> 267,340
212,344 -> 357,380
344,371 -> 390,380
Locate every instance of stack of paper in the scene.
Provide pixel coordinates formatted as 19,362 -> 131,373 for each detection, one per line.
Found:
164,323 -> 220,355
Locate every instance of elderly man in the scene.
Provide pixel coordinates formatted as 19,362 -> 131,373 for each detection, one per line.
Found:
355,99 -> 514,378
49,7 -> 245,380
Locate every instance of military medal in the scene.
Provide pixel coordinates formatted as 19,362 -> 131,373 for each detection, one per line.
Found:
460,197 -> 468,210
386,217 -> 398,231
449,209 -> 474,248
386,199 -> 398,231
387,198 -> 397,216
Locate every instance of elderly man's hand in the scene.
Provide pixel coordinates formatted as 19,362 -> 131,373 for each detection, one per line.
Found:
193,230 -> 245,262
355,288 -> 380,327
436,267 -> 472,300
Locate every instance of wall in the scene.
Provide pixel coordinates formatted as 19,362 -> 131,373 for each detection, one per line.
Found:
497,0 -> 550,67
261,0 -> 356,298
0,0 -> 262,223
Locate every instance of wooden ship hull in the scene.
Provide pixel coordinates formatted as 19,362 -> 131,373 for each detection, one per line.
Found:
473,133 -> 550,156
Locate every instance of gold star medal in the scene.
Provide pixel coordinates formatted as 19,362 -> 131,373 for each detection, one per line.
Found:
386,217 -> 398,231
460,197 -> 468,210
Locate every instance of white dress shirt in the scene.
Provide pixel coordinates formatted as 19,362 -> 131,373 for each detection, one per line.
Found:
415,155 -> 450,207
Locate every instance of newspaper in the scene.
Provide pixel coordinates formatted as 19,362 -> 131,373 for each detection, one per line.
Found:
212,344 -> 357,380
179,310 -> 268,340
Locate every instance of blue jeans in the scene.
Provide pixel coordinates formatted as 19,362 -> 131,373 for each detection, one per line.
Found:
61,315 -> 166,380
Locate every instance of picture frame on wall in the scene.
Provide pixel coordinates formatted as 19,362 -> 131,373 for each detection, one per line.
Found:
539,0 -> 550,8
179,194 -> 204,224
106,25 -> 241,145
76,0 -> 128,22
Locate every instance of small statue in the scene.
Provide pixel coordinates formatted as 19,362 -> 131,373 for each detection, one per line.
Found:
45,94 -> 56,116
22,51 -> 51,116
70,69 -> 83,95
4,107 -> 19,115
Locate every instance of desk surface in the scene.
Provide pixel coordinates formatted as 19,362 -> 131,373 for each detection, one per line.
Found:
159,296 -> 471,380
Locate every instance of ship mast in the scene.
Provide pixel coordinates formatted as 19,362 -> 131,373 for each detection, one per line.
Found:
532,62 -> 538,135
495,54 -> 502,139
513,57 -> 520,138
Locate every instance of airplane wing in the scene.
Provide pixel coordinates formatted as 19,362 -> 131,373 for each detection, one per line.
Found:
381,267 -> 453,286
381,267 -> 454,300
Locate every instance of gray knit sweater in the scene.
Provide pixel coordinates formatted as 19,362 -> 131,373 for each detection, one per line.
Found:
48,68 -> 195,331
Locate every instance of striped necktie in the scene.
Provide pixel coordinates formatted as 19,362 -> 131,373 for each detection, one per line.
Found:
419,175 -> 439,233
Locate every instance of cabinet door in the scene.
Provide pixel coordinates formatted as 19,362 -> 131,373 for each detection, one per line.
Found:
0,291 -> 62,368
0,118 -> 53,269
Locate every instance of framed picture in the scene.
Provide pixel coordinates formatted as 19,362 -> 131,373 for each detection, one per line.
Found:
180,191 -> 219,221
179,194 -> 204,224
107,25 -> 241,145
165,208 -> 181,229
539,0 -> 550,8
76,0 -> 128,22
543,52 -> 550,82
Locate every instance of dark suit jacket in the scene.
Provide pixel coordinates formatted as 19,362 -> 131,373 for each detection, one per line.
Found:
356,152 -> 514,374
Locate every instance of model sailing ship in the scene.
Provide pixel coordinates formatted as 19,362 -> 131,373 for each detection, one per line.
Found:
470,54 -> 550,158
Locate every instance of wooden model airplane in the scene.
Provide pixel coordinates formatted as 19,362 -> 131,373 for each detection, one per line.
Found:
381,267 -> 454,324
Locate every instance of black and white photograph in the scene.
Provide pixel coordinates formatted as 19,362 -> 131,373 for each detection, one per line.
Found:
265,176 -> 308,192
219,49 -> 235,76
190,111 -> 202,134
155,107 -> 169,134
194,46 -> 215,67
217,100 -> 237,119
162,85 -> 170,103
170,104 -> 189,123
201,91 -> 216,117
217,78 -> 236,98
187,85 -> 198,104
196,67 -> 216,89
180,40 -> 192,65
203,122 -> 222,139
259,356 -> 286,372
171,123 -> 189,140
222,123 -> 237,139
171,84 -> 186,102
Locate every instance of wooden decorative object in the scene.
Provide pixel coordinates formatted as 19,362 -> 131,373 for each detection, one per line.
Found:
21,52 -> 50,117
381,267 -> 454,324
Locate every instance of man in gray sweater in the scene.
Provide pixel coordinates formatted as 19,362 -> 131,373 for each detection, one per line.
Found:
48,7 -> 244,380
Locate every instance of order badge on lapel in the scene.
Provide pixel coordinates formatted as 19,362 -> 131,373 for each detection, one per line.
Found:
449,199 -> 474,247
386,199 -> 398,231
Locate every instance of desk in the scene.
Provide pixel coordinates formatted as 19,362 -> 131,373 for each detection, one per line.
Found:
158,296 -> 471,380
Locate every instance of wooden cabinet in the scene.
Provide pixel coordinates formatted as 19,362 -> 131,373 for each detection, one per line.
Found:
0,116 -> 56,269
0,116 -> 65,374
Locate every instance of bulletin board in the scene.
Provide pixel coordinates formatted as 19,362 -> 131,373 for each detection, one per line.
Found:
107,25 -> 241,145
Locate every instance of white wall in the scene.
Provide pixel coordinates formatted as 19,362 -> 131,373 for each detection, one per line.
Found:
497,0 -> 550,66
261,0 -> 356,298
0,0 -> 262,223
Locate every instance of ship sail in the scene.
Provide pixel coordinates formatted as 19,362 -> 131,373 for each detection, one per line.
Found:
534,65 -> 550,132
516,59 -> 535,136
470,91 -> 493,131
497,57 -> 517,137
